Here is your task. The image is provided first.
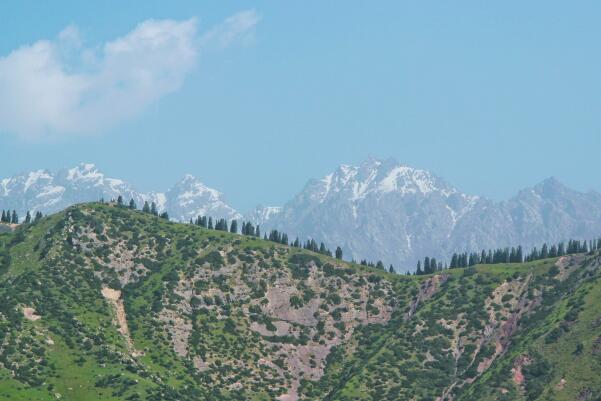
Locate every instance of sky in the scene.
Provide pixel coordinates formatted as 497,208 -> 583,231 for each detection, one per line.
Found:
0,1 -> 600,211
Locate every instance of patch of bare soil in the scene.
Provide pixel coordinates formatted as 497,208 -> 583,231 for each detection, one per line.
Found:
554,255 -> 584,281
101,287 -> 143,356
512,355 -> 532,386
23,307 -> 41,321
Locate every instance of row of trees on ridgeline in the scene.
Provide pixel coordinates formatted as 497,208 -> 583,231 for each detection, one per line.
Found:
190,215 -> 345,261
415,238 -> 601,275
1,210 -> 43,225
1,210 -> 18,224
114,196 -> 170,220
111,196 -> 349,263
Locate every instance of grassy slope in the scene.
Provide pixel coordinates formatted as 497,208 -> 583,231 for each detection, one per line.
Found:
0,203 -> 599,401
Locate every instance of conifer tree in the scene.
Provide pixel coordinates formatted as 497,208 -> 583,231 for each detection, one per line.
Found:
230,220 -> 238,233
541,243 -> 549,259
450,253 -> 458,269
24,211 -> 31,224
34,211 -> 43,222
150,202 -> 158,216
335,246 -> 343,260
117,195 -> 123,206
214,219 -> 225,231
416,261 -> 423,275
389,265 -> 395,274
159,211 -> 169,220
129,199 -> 136,209
550,244 -> 558,258
11,210 -> 17,224
142,201 -> 150,213
208,217 -> 213,230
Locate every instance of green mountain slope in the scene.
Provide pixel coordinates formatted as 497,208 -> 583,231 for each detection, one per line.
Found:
0,203 -> 599,401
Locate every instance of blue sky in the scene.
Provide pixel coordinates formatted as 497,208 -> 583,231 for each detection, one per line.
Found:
0,1 -> 599,210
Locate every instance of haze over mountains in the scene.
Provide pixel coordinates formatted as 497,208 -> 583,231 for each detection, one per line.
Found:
2,159 -> 601,271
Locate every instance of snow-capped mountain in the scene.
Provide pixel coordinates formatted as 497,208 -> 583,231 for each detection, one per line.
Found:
164,175 -> 241,223
0,163 -> 240,222
251,158 -> 601,271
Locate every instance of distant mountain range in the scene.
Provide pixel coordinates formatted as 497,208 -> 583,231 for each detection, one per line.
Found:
0,163 -> 240,223
2,160 -> 601,271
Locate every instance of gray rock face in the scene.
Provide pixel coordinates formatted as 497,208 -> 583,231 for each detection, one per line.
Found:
251,158 -> 601,271
0,163 -> 240,222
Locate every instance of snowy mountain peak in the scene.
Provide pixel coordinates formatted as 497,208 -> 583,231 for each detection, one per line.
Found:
377,165 -> 456,197
311,159 -> 457,203
66,163 -> 103,181
171,174 -> 222,203
180,173 -> 198,183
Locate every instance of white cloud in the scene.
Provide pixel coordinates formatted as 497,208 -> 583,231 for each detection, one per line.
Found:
0,11 -> 259,140
201,10 -> 261,49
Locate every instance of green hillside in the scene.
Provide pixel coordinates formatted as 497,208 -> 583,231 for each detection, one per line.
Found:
0,203 -> 599,400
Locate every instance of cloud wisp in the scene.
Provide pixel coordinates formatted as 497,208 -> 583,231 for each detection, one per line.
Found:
0,11 -> 259,140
